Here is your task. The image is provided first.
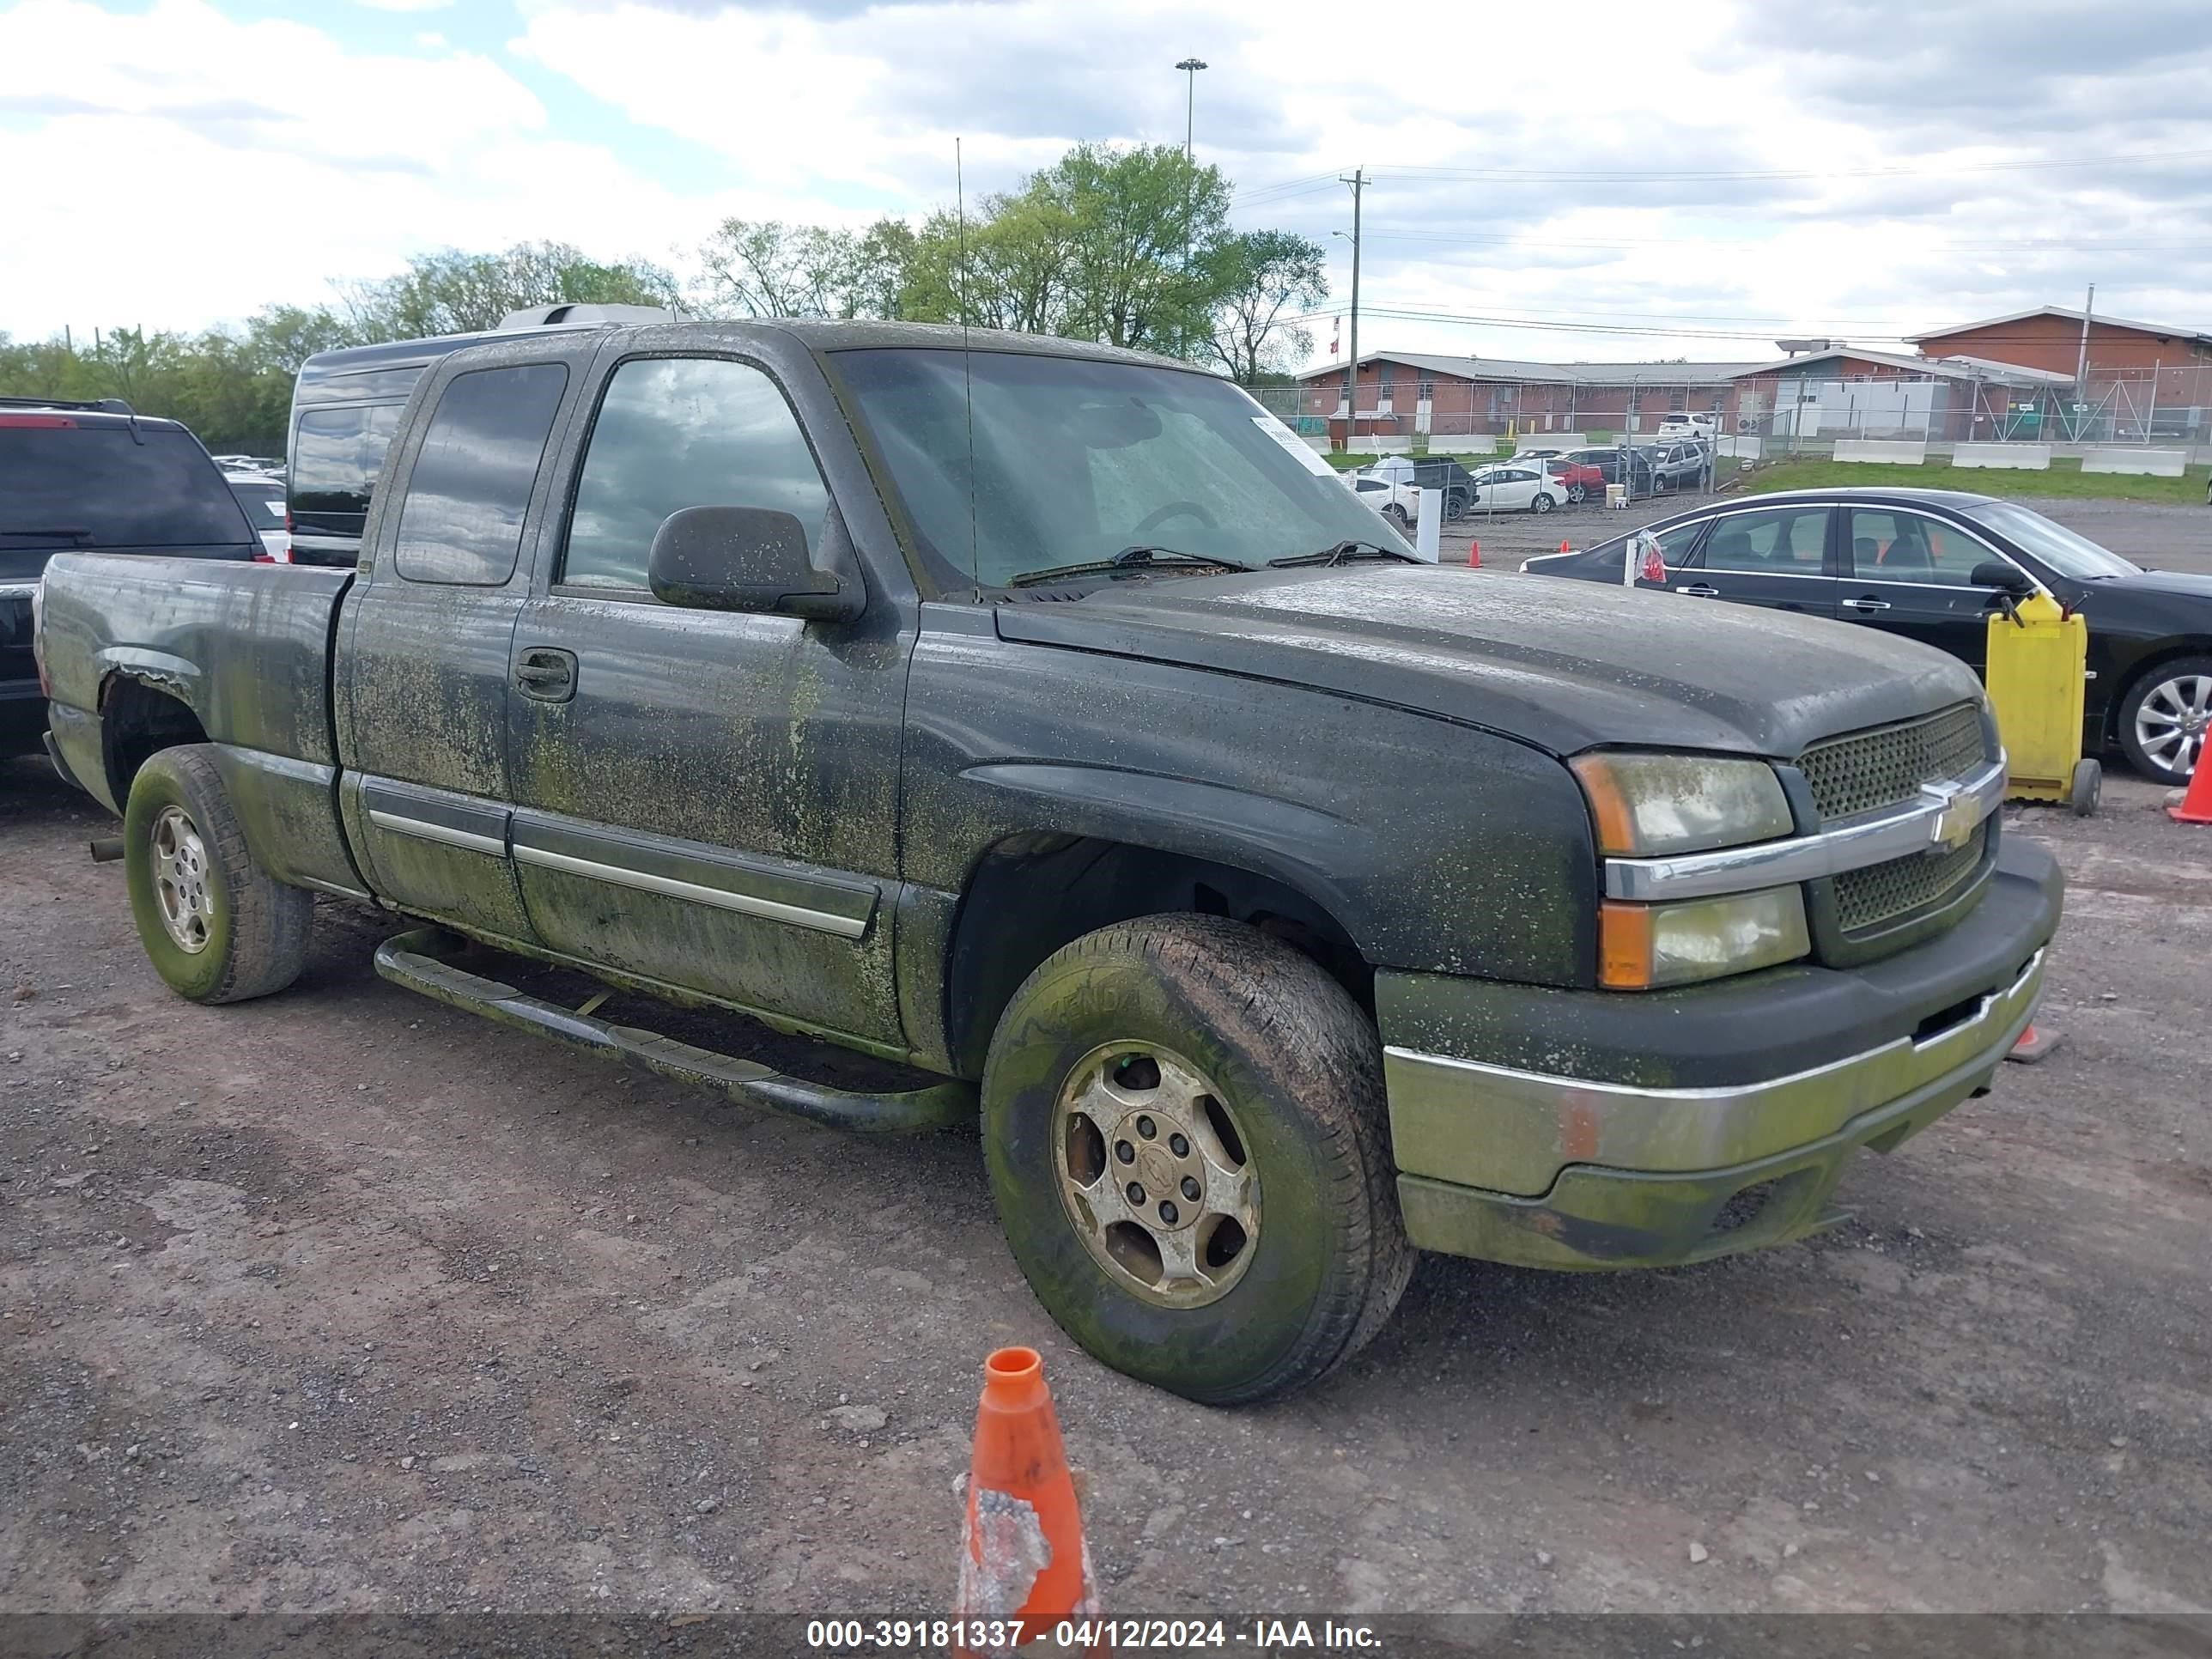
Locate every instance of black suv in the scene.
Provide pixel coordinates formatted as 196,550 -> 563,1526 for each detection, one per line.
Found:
1,398 -> 259,758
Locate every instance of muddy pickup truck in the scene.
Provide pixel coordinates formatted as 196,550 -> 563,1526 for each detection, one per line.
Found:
35,321 -> 2063,1402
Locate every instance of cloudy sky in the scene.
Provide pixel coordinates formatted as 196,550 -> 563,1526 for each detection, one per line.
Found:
3,0 -> 2209,367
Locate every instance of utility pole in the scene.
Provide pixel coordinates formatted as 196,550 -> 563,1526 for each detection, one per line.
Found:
2074,282 -> 2094,441
1340,167 -> 1363,443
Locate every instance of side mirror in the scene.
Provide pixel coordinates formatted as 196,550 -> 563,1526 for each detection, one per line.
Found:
647,505 -> 860,623
1971,559 -> 2033,596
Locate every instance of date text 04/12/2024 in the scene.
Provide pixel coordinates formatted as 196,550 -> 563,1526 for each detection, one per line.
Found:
804,1619 -> 1385,1650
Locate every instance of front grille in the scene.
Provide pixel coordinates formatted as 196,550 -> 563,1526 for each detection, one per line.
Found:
1798,703 -> 1987,822
1834,823 -> 1987,933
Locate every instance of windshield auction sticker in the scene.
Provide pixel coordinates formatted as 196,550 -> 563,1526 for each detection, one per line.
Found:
1250,413 -> 1344,478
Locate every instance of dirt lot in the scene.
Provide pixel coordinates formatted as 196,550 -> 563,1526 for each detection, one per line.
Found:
4,520 -> 2211,1620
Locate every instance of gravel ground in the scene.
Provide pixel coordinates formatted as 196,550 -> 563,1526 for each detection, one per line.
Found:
3,511 -> 2209,1618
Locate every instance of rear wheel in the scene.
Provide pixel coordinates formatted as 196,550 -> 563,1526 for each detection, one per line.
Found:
2118,656 -> 2212,784
1531,491 -> 1556,514
124,744 -> 313,1004
1567,484 -> 1586,505
981,915 -> 1411,1404
1384,503 -> 1411,532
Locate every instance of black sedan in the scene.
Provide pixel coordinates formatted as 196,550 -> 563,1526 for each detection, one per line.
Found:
1522,486 -> 2212,783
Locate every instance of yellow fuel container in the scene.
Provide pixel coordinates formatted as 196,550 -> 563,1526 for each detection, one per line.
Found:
1984,592 -> 2100,814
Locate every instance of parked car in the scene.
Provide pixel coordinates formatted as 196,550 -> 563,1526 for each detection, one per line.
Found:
1348,472 -> 1420,531
1541,456 -> 1607,504
1655,412 -> 1720,443
1,396 -> 260,758
210,453 -> 287,474
1356,454 -> 1478,520
1521,485 -> 2212,782
223,470 -> 289,561
1466,461 -> 1566,514
287,301 -> 674,567
1563,445 -> 1662,494
40,322 -> 2061,1403
1649,441 -> 1713,493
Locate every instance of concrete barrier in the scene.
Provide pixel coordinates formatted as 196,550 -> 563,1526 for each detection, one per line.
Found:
1717,435 -> 1763,460
1832,440 -> 1928,464
2081,447 -> 2188,477
1950,443 -> 2051,471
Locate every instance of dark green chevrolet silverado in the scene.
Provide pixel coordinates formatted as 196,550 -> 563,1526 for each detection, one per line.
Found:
34,321 -> 2063,1402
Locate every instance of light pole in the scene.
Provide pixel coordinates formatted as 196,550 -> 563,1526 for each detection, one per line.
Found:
1176,58 -> 1207,161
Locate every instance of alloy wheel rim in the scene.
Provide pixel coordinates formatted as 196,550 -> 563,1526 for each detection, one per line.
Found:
1051,1042 -> 1260,1310
150,804 -> 216,954
2136,673 -> 2210,775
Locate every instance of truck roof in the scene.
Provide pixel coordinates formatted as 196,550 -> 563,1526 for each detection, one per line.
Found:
299,319 -> 1200,390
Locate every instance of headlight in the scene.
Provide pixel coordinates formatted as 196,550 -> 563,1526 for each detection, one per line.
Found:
1599,887 -> 1810,989
1570,752 -> 1794,856
1573,752 -> 1806,988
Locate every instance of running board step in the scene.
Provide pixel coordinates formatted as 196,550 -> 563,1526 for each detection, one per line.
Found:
372,927 -> 975,1133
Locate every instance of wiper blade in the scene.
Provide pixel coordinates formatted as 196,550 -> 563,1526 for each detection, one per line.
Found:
1007,545 -> 1254,587
1267,539 -> 1420,568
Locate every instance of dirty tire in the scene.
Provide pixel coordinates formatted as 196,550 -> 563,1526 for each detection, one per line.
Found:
981,915 -> 1412,1405
124,744 -> 313,1005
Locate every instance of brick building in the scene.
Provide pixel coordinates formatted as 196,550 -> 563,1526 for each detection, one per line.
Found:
1294,351 -> 1759,443
1905,307 -> 2212,440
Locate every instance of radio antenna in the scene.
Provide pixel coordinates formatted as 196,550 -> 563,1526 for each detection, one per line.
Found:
957,136 -> 978,586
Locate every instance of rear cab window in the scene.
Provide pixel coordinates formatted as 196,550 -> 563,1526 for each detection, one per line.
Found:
393,364 -> 570,586
0,422 -> 256,553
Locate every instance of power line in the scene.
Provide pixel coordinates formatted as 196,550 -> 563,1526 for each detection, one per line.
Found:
1358,228 -> 2212,255
1362,145 -> 2212,185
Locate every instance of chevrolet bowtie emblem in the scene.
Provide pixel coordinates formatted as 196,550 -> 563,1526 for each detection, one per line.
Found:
1922,780 -> 1981,851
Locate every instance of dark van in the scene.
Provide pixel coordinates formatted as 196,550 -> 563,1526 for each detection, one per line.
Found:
284,303 -> 672,567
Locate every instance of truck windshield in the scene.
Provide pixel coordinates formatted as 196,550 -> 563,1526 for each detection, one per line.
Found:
831,348 -> 1413,590
0,426 -> 254,549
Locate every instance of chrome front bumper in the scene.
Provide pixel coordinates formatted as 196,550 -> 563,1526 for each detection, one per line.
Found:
1383,948 -> 2045,1271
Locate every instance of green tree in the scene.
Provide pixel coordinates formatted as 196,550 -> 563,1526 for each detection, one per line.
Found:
1039,143 -> 1232,355
696,220 -> 865,319
1203,230 -> 1328,382
343,241 -> 678,337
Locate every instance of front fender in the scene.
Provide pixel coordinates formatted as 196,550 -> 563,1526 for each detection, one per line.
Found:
902,618 -> 1601,986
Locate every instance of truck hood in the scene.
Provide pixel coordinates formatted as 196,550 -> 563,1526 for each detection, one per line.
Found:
993,566 -> 1984,759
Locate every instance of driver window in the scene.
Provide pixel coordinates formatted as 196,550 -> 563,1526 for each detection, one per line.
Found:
562,357 -> 829,592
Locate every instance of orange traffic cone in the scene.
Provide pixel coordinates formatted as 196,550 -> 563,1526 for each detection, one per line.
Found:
1467,538 -> 1480,568
2005,1021 -> 2062,1064
1559,539 -> 1571,554
2168,758 -> 2212,824
952,1348 -> 1100,1655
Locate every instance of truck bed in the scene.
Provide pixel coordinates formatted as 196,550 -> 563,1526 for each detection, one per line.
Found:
39,556 -> 359,894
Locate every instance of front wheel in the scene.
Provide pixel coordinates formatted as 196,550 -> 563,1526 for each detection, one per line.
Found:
981,915 -> 1412,1405
1444,489 -> 1468,521
2118,655 -> 2212,784
124,744 -> 313,1004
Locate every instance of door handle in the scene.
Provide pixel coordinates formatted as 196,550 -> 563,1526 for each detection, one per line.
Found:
1842,597 -> 1892,613
514,647 -> 578,702
1674,582 -> 1720,598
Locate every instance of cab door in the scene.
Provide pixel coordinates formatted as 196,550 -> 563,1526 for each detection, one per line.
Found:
500,348 -> 913,1048
337,349 -> 588,944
